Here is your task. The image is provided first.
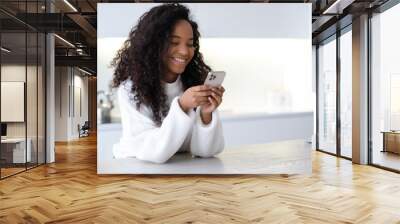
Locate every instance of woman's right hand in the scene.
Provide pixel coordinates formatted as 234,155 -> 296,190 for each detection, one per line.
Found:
178,85 -> 213,113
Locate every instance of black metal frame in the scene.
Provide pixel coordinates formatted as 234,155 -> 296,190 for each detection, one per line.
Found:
336,27 -> 341,157
316,44 -> 319,151
367,11 -> 373,166
25,2 -> 28,172
0,18 -> 2,179
36,2 -> 39,168
44,0 -> 47,165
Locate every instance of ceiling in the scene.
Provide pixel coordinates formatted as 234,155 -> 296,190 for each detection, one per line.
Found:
0,0 -> 392,75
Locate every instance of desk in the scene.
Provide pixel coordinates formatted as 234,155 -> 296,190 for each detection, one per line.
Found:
1,138 -> 31,163
382,131 -> 400,154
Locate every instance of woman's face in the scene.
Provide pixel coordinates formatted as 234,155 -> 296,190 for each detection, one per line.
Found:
162,19 -> 195,81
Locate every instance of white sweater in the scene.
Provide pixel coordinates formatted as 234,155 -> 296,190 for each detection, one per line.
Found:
112,75 -> 225,163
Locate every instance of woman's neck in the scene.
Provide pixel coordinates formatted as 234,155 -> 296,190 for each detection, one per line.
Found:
163,73 -> 180,83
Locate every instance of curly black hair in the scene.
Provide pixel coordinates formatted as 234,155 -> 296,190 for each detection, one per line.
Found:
111,3 -> 211,126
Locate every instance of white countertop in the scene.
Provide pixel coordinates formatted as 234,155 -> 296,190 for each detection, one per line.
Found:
99,111 -> 313,131
97,139 -> 312,175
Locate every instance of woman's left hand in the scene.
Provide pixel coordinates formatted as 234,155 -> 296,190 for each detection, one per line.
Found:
200,86 -> 225,115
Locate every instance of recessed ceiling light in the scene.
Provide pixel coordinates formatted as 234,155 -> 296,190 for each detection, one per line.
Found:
54,34 -> 75,48
63,0 -> 78,12
1,47 -> 11,53
323,0 -> 354,14
78,67 -> 92,76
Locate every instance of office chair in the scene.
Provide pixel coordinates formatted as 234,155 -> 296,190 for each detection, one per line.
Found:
79,121 -> 90,138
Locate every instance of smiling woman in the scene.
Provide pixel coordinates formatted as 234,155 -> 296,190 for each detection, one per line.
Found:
162,20 -> 195,82
110,3 -> 225,164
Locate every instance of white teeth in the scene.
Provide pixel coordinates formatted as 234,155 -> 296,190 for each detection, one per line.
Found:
172,57 -> 185,63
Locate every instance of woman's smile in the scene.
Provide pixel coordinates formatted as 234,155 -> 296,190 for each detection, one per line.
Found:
171,56 -> 187,65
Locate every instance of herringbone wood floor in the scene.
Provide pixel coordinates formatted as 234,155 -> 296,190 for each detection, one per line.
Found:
1,134 -> 400,224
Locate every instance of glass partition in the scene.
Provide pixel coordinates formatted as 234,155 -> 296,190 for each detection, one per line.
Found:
0,1 -> 46,179
27,28 -> 38,169
38,31 -> 45,165
1,30 -> 28,177
371,3 -> 400,171
317,35 -> 337,155
339,28 -> 352,158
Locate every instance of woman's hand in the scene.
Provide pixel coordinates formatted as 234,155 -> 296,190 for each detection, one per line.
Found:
200,86 -> 225,124
178,85 -> 213,113
200,86 -> 225,114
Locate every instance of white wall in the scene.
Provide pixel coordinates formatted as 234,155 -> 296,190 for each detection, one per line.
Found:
1,65 -> 37,137
55,66 -> 68,141
55,67 -> 89,141
221,112 -> 313,147
199,38 -> 312,114
98,3 -> 310,38
1,63 -> 46,163
1,82 -> 24,123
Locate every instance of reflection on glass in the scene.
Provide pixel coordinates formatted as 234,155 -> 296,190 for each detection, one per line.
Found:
371,4 -> 400,171
97,90 -> 115,124
318,37 -> 337,154
1,31 -> 27,177
390,74 -> 400,131
38,32 -> 46,165
340,29 -> 352,158
27,31 -> 38,169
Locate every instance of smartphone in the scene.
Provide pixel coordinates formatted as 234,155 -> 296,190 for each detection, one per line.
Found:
204,71 -> 225,87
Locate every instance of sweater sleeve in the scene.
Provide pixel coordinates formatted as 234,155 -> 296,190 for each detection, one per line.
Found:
189,107 -> 225,158
113,85 -> 195,163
